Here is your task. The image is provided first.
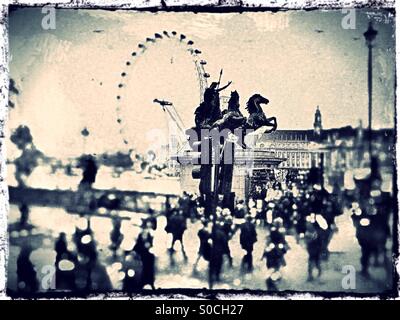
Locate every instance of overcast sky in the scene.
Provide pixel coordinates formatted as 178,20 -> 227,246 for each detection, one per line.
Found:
8,8 -> 395,158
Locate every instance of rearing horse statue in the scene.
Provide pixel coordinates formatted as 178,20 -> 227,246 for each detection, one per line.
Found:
245,94 -> 277,132
243,94 -> 278,148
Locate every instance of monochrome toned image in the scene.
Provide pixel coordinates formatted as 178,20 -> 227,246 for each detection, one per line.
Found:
3,5 -> 397,297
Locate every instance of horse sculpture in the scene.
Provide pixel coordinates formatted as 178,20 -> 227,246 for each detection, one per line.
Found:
212,92 -> 278,147
245,93 -> 277,132
243,93 -> 277,148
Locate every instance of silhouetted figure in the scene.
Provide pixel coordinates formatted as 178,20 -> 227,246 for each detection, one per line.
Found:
73,219 -> 97,290
295,194 -> 309,240
193,221 -> 212,273
74,220 -> 96,260
55,232 -> 69,263
17,246 -> 38,293
195,80 -> 232,129
262,242 -> 286,270
232,200 -> 247,236
145,208 -> 158,230
110,218 -> 124,258
240,216 -> 257,272
234,200 -> 247,219
209,224 -> 228,284
218,212 -> 234,267
178,192 -> 191,219
122,251 -> 144,292
133,222 -> 155,289
79,155 -> 98,189
304,217 -> 322,281
55,233 -> 77,291
166,210 -> 188,261
353,200 -> 390,277
309,184 -> 329,215
18,203 -> 29,229
262,218 -> 288,283
319,198 -> 338,260
252,185 -> 267,225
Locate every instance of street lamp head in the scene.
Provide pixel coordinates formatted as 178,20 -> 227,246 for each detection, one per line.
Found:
364,22 -> 378,46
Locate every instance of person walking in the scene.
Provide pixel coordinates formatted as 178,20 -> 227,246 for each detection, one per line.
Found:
240,215 -> 258,272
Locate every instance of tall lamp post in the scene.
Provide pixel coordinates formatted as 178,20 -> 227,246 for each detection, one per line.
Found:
363,22 -> 378,171
81,127 -> 90,154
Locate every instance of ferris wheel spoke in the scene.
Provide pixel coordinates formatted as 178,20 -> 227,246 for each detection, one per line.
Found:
115,31 -> 210,149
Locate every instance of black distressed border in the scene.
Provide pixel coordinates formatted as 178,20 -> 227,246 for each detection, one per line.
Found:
0,0 -> 398,300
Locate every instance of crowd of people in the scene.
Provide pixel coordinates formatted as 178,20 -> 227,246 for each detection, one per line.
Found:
14,162 -> 393,293
163,181 -> 344,288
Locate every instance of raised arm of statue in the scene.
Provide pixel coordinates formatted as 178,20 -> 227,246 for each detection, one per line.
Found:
217,81 -> 232,92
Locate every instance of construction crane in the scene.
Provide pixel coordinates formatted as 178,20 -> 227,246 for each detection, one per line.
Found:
153,99 -> 190,155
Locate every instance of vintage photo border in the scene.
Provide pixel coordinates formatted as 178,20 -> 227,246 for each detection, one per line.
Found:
0,0 -> 398,300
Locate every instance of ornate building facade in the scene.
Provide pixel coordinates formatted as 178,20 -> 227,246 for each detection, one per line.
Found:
255,106 -> 324,170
